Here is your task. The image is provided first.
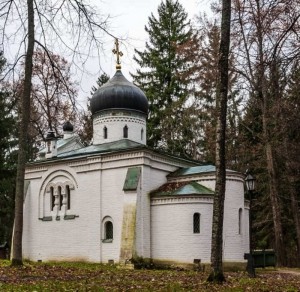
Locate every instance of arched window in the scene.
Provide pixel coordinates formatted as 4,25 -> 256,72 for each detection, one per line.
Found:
42,174 -> 76,220
50,187 -> 55,211
105,221 -> 113,240
66,185 -> 71,210
123,125 -> 128,138
238,208 -> 243,234
141,128 -> 144,141
103,126 -> 108,139
193,213 -> 200,234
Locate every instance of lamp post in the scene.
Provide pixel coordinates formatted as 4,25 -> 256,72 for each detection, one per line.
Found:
245,173 -> 256,277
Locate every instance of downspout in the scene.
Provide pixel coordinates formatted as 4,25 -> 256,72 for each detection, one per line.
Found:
99,157 -> 103,262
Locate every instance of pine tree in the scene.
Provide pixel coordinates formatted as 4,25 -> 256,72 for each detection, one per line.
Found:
0,52 -> 18,246
91,73 -> 110,95
132,0 -> 198,155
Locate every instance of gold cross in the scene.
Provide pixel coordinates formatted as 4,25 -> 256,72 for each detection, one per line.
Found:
112,38 -> 123,70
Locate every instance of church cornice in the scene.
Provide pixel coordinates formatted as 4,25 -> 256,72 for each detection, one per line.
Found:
151,196 -> 214,206
26,146 -> 197,175
166,172 -> 245,183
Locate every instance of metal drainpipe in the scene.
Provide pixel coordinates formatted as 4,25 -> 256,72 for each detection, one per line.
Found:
99,157 -> 103,263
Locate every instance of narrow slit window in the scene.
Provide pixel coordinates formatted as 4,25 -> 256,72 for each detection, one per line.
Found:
193,213 -> 200,234
141,128 -> 144,141
66,185 -> 71,210
239,208 -> 243,234
58,186 -> 63,210
104,126 -> 108,139
50,187 -> 55,211
123,125 -> 128,138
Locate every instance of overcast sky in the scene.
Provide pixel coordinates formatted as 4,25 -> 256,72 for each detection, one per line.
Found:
77,0 -> 212,102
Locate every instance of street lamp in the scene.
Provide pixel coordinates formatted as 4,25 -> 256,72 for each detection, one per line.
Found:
245,172 -> 256,277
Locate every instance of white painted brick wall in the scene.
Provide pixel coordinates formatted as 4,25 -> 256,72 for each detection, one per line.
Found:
23,165 -> 103,262
23,151 -> 183,263
150,175 -> 249,264
151,200 -> 213,263
23,151 -> 248,265
93,112 -> 146,145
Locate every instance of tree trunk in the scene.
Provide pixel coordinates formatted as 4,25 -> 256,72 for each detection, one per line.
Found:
284,141 -> 300,264
207,0 -> 231,283
289,179 -> 300,264
263,140 -> 286,266
255,0 -> 286,267
11,0 -> 34,266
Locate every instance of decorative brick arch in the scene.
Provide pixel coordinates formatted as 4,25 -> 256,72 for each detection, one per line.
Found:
39,169 -> 77,218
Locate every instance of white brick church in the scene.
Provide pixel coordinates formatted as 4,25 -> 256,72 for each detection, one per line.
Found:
23,64 -> 249,266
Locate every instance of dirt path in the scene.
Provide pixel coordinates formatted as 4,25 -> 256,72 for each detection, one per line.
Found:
276,269 -> 300,276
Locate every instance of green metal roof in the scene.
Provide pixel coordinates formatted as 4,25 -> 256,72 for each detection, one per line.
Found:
175,182 -> 214,195
151,181 -> 214,198
169,165 -> 240,177
57,139 -> 144,158
39,136 -> 79,154
168,165 -> 216,177
123,167 -> 141,191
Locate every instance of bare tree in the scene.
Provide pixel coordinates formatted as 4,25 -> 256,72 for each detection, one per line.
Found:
0,0 -> 112,265
232,0 -> 300,266
13,48 -> 80,159
207,0 -> 231,283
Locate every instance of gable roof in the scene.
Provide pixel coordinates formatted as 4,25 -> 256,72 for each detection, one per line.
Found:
39,136 -> 83,155
151,181 -> 214,198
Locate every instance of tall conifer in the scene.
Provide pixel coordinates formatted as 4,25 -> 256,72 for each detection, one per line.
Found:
132,0 -> 197,154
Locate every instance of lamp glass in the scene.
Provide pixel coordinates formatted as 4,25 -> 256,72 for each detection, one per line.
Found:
245,174 -> 255,191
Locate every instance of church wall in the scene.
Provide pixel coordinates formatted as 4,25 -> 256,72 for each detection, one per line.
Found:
151,197 -> 213,264
243,204 -> 250,255
223,178 -> 248,262
150,173 -> 248,265
23,178 -> 41,260
135,161 -> 183,260
198,175 -> 248,262
23,151 -> 248,266
119,190 -> 138,263
99,154 -> 188,263
23,164 -> 103,263
75,169 -> 102,262
23,150 -> 195,264
100,167 -> 127,263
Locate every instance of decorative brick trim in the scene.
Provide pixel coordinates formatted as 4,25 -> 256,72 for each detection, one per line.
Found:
39,216 -> 52,221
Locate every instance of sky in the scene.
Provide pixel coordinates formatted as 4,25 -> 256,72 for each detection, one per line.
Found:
77,0 -> 212,102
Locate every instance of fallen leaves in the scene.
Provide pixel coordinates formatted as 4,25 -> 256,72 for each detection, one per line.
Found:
0,261 -> 299,291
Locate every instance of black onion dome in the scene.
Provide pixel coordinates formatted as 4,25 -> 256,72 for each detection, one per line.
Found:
45,131 -> 55,140
90,70 -> 148,115
63,121 -> 73,132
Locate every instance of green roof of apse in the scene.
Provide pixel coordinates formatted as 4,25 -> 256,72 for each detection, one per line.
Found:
168,165 -> 216,177
151,181 -> 214,198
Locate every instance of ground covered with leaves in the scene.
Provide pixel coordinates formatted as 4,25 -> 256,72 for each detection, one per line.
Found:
0,260 -> 299,291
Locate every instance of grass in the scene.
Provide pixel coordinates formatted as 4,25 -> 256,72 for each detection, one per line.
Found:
0,260 -> 300,291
